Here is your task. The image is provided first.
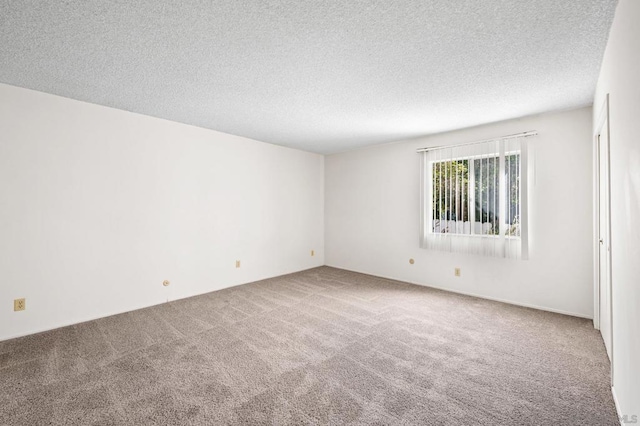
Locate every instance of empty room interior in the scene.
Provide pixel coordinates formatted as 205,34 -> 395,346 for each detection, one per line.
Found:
1,1 -> 639,425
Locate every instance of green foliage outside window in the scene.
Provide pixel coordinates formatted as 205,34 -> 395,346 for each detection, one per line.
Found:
432,154 -> 520,236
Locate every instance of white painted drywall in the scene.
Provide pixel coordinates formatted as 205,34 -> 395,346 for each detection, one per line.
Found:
593,0 -> 640,419
0,83 -> 324,341
326,107 -> 594,318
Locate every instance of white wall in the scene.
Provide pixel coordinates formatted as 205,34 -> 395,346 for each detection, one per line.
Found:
593,0 -> 640,419
0,83 -> 324,341
326,107 -> 594,318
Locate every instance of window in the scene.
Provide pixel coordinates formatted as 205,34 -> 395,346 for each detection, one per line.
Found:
419,133 -> 533,259
431,153 -> 520,236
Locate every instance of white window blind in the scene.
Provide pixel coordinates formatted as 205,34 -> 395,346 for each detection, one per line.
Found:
418,132 -> 535,259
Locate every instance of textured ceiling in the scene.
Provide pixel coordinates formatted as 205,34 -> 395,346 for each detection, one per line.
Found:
0,1 -> 617,153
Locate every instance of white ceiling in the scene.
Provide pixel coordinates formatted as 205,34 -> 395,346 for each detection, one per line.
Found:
0,1 -> 617,154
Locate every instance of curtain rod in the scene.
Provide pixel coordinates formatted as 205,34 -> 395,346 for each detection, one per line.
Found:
416,130 -> 538,153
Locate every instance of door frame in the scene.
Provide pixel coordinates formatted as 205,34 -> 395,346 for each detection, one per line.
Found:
593,93 -> 613,385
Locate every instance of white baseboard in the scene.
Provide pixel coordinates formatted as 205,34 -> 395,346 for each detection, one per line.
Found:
326,264 -> 593,320
1,299 -> 168,342
1,264 -> 324,342
612,386 -> 623,426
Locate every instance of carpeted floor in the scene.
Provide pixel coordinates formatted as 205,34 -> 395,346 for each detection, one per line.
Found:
0,266 -> 618,425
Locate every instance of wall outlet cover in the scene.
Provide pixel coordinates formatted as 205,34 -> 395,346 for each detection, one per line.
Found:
14,298 -> 26,311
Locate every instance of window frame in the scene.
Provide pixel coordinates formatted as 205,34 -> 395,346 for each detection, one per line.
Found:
427,149 -> 522,239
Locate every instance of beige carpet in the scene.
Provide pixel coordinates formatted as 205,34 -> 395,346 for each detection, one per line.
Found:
0,266 -> 618,425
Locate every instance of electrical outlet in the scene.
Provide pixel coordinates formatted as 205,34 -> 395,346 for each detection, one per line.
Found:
454,268 -> 461,277
236,260 -> 241,268
14,298 -> 25,311
311,250 -> 315,256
